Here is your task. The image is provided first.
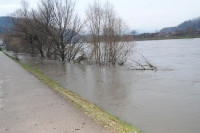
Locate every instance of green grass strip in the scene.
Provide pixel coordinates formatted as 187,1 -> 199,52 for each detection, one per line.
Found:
2,51 -> 142,133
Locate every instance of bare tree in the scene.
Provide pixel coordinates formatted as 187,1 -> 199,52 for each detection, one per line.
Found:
131,30 -> 137,35
10,0 -> 46,58
47,0 -> 84,62
3,37 -> 23,60
86,1 -> 133,65
33,0 -> 55,59
86,1 -> 104,64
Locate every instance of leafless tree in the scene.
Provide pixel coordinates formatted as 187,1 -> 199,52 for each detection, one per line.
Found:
3,37 -> 22,60
33,0 -> 55,59
86,1 -> 104,64
46,0 -> 84,62
10,0 -> 46,58
86,1 -> 133,65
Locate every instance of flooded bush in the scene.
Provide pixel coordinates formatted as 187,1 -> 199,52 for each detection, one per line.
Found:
86,1 -> 133,65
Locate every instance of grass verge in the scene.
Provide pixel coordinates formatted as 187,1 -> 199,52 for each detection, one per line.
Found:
2,51 -> 142,133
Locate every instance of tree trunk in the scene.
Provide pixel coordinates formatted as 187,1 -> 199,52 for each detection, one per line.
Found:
61,54 -> 65,62
39,50 -> 45,58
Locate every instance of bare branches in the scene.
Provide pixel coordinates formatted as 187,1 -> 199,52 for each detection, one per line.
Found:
130,52 -> 157,70
137,52 -> 157,69
48,0 -> 83,62
7,0 -> 84,61
86,1 -> 133,65
4,0 -> 156,70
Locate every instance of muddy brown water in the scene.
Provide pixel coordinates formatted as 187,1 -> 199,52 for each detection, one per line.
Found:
11,38 -> 200,133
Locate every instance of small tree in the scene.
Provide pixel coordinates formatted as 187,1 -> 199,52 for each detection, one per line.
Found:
10,0 -> 46,58
3,37 -> 22,59
47,0 -> 84,62
86,1 -> 104,64
33,0 -> 55,59
86,1 -> 133,65
131,30 -> 137,35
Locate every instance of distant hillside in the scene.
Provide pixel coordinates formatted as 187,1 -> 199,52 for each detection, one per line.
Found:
133,17 -> 200,40
160,17 -> 200,33
0,16 -> 13,33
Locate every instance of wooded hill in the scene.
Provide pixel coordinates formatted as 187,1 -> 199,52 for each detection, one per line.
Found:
0,16 -> 13,33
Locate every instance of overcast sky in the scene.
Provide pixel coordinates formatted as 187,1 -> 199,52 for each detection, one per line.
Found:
0,0 -> 200,33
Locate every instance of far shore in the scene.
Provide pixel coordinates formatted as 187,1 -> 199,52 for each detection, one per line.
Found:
134,35 -> 200,41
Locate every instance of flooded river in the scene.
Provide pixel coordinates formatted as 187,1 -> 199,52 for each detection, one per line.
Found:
17,38 -> 200,133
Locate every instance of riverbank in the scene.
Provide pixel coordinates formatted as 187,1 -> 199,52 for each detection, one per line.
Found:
134,35 -> 200,41
0,51 -> 109,133
2,51 -> 142,133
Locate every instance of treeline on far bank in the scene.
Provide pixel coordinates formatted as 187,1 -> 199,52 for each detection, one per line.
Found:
3,0 -> 135,65
133,25 -> 200,41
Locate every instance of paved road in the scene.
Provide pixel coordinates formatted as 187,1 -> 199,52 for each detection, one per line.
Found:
0,52 -> 109,133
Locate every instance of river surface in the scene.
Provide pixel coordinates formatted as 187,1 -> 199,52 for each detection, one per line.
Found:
16,38 -> 200,133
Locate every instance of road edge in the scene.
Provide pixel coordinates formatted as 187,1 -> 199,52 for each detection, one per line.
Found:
2,51 -> 142,133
